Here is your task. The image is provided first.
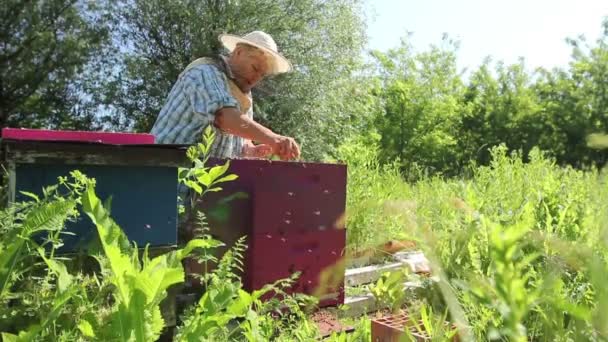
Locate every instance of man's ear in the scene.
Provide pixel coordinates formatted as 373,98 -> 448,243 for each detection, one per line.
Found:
233,45 -> 244,57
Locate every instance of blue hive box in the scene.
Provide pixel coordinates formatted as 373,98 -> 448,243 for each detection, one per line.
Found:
1,129 -> 189,252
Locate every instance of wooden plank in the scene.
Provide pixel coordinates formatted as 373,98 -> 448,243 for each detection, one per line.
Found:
341,281 -> 424,318
343,294 -> 380,317
1,128 -> 155,144
393,251 -> 430,274
7,160 -> 15,204
344,251 -> 429,287
341,252 -> 431,317
345,262 -> 405,287
4,141 -> 190,167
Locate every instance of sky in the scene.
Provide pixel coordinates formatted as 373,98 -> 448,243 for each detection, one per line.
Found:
364,0 -> 608,73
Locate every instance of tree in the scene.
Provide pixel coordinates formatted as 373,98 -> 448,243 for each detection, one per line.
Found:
0,0 -> 112,129
370,36 -> 468,178
101,0 -> 369,159
534,18 -> 608,168
461,60 -> 543,165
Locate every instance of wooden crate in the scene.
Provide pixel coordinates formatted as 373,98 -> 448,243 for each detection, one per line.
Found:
188,158 -> 348,307
1,128 -> 189,251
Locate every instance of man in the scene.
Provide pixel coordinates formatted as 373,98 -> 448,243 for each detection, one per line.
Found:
151,30 -> 300,161
152,32 -> 301,291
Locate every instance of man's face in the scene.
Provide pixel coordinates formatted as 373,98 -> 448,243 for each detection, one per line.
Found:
230,44 -> 272,92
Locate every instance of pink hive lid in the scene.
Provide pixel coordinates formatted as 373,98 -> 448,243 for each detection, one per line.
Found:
1,128 -> 155,145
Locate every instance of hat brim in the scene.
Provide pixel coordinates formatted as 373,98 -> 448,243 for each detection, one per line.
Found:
219,34 -> 292,74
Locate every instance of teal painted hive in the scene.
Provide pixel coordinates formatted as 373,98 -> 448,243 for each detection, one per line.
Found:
1,128 -> 189,252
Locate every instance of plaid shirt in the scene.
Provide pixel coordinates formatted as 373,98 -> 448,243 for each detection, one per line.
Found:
151,56 -> 253,158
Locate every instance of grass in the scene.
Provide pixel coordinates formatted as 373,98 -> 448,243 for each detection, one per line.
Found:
335,135 -> 608,340
3,127 -> 608,340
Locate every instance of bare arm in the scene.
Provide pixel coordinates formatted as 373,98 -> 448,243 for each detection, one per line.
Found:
214,107 -> 279,145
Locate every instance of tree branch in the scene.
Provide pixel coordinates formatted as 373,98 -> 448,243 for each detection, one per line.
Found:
0,0 -> 78,64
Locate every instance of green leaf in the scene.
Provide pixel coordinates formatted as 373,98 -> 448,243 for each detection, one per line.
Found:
203,126 -> 216,148
178,167 -> 190,180
78,320 -> 96,338
184,180 -> 203,194
129,288 -> 149,342
19,191 -> 39,202
215,174 -> 238,184
17,285 -> 80,341
140,254 -> 185,301
208,162 -> 230,184
81,185 -> 134,302
38,248 -> 73,293
148,306 -> 166,340
177,238 -> 224,260
1,333 -> 18,342
227,290 -> 253,316
197,173 -> 212,187
104,195 -> 114,216
204,285 -> 237,312
22,199 -> 76,234
0,234 -> 26,300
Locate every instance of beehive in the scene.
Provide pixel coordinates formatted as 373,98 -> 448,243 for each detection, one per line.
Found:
193,158 -> 347,307
1,128 -> 189,251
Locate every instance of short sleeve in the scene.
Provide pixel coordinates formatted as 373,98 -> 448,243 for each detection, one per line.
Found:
182,64 -> 239,119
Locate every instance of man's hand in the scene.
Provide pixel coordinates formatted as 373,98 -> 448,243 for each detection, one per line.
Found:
271,135 -> 301,161
215,108 -> 301,160
242,143 -> 273,159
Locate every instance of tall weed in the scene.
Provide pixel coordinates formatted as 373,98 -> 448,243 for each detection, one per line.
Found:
418,148 -> 605,339
341,138 -> 608,340
1,127 -> 321,341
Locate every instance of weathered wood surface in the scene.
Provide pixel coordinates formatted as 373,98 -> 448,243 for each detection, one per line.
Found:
345,251 -> 428,287
3,141 -> 190,167
341,251 -> 431,317
345,262 -> 405,287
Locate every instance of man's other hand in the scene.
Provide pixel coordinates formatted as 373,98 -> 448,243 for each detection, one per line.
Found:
242,143 -> 273,159
214,108 -> 301,160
